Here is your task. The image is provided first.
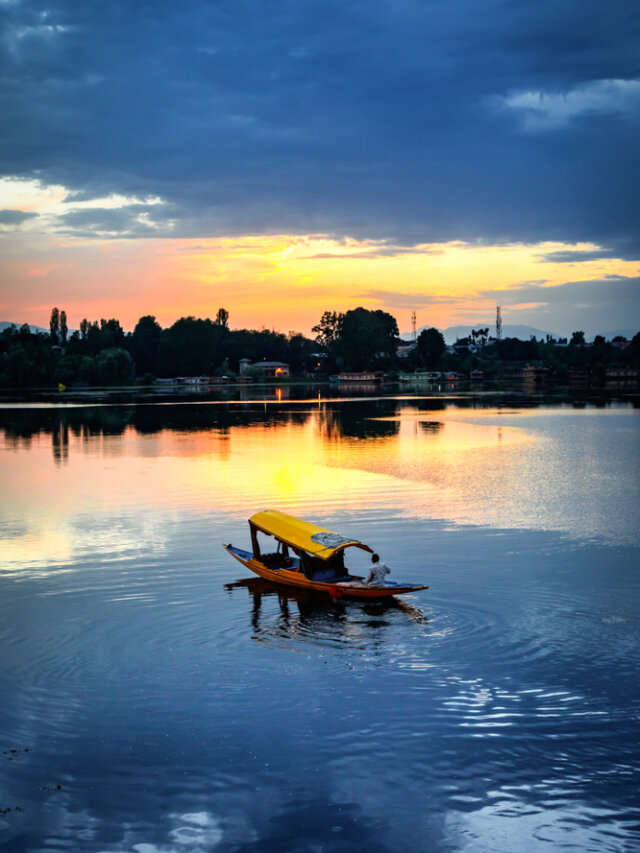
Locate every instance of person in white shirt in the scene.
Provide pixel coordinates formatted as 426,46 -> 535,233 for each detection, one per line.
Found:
365,553 -> 391,585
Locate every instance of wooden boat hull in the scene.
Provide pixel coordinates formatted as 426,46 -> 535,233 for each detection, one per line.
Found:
224,545 -> 428,599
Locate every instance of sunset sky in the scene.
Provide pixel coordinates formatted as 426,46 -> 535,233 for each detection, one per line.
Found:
1,0 -> 639,337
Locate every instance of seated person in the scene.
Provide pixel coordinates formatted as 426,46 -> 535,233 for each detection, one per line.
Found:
365,553 -> 391,586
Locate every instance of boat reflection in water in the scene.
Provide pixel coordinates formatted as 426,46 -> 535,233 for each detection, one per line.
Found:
225,576 -> 426,643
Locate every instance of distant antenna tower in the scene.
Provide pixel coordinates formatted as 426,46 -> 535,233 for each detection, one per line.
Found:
496,305 -> 503,340
411,310 -> 417,341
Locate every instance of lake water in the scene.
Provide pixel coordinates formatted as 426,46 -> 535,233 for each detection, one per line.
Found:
1,393 -> 639,852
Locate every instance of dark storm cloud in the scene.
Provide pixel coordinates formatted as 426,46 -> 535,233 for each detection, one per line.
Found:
53,205 -> 178,237
481,276 -> 640,306
537,249 -> 616,263
1,0 -> 639,250
0,209 -> 38,225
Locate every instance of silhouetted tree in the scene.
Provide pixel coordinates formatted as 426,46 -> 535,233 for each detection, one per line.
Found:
80,318 -> 89,340
50,307 -> 59,343
494,337 -> 539,361
215,307 -> 229,328
287,333 -> 317,374
132,315 -> 162,375
312,308 -> 398,370
312,311 -> 344,349
417,327 -> 446,368
471,328 -> 489,348
570,330 -> 585,346
99,319 -> 125,348
94,348 -> 135,385
339,307 -> 398,370
54,354 -> 79,385
60,310 -> 68,344
158,316 -> 228,376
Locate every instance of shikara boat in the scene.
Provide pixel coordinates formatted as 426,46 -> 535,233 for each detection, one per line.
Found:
223,510 -> 428,599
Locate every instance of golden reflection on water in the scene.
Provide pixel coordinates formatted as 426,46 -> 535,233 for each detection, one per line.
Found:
1,402 -> 634,570
0,406 -> 533,571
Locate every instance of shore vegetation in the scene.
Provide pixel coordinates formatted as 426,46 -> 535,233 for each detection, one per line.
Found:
0,307 -> 638,388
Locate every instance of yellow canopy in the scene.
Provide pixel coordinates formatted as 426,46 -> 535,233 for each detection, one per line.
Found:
249,510 -> 372,561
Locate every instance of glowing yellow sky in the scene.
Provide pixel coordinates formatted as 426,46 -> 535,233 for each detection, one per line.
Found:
0,177 -> 637,333
156,235 -> 637,333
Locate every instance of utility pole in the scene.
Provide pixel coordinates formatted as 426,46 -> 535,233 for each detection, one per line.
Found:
411,310 -> 417,341
496,305 -> 502,341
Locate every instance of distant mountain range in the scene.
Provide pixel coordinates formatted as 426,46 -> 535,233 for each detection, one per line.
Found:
0,320 -> 48,334
402,324 -> 638,345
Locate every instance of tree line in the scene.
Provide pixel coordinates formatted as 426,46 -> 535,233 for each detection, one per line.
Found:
1,304 -> 638,387
426,328 -> 640,382
0,305 -> 404,387
0,307 -> 323,387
